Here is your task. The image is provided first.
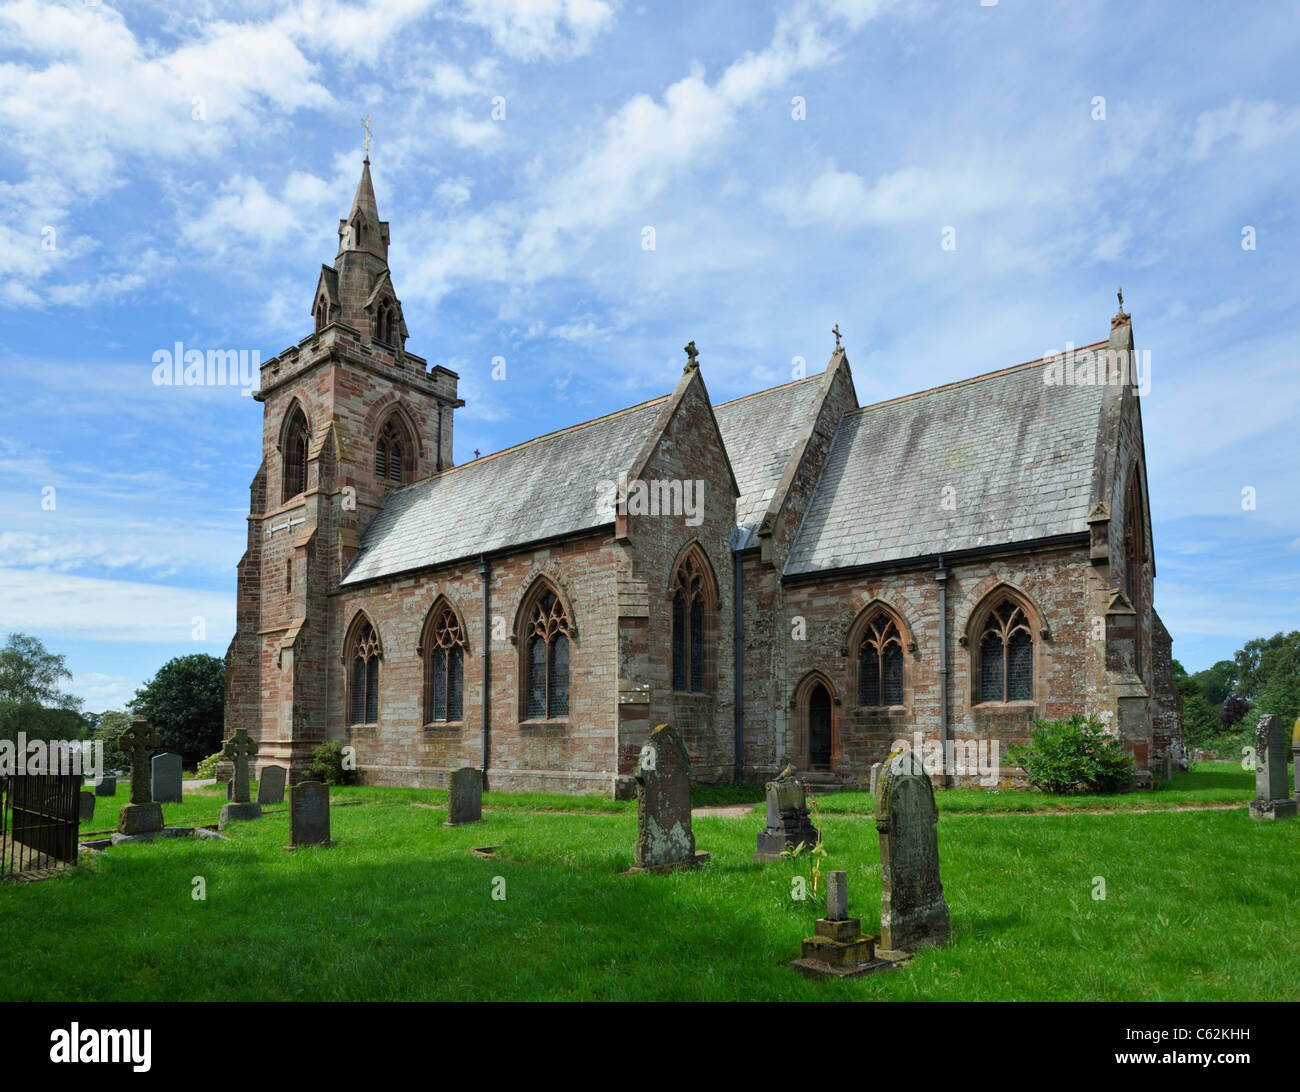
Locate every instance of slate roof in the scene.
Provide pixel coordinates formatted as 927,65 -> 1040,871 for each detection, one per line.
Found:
340,395 -> 668,585
714,375 -> 825,549
784,346 -> 1108,577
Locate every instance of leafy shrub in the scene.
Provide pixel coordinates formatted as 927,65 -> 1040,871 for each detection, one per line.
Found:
1007,714 -> 1134,794
305,741 -> 356,786
194,751 -> 222,779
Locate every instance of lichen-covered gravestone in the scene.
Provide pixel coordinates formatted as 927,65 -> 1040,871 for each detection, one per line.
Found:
445,767 -> 483,826
633,723 -> 707,871
79,791 -> 94,824
875,748 -> 950,952
151,752 -> 183,804
753,765 -> 819,861
116,718 -> 164,838
791,870 -> 901,979
1249,714 -> 1297,820
93,775 -> 116,797
287,780 -> 334,848
218,728 -> 263,828
256,764 -> 287,806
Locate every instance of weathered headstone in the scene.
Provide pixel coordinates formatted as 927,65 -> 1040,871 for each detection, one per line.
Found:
219,728 -> 263,828
1159,749 -> 1173,782
444,767 -> 483,826
151,752 -> 183,804
869,762 -> 883,797
257,764 -> 287,806
875,748 -> 950,952
93,775 -> 116,797
116,718 -> 164,837
1249,714 -> 1297,820
79,791 -> 95,823
790,870 -> 902,979
1293,716 -> 1300,801
287,780 -> 333,848
632,723 -> 707,871
753,765 -> 819,861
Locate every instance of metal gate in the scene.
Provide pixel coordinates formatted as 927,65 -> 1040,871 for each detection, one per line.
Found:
1,773 -> 81,878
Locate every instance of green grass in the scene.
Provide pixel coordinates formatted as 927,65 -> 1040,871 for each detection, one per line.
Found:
10,767 -> 1297,1001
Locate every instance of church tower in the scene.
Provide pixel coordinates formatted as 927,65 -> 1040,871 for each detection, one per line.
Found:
223,158 -> 462,779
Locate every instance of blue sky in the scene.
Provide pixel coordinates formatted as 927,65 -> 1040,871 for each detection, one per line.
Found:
0,0 -> 1296,711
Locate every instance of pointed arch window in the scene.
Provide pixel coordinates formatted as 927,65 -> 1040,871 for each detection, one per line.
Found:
349,619 -> 381,726
314,294 -> 332,332
423,603 -> 465,724
671,549 -> 715,693
282,407 -> 309,502
374,417 -> 408,484
858,613 -> 904,707
524,589 -> 570,720
977,598 -> 1034,704
374,298 -> 396,346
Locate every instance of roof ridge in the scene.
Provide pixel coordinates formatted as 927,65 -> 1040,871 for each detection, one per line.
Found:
714,371 -> 824,409
391,390 -> 672,494
851,339 -> 1110,416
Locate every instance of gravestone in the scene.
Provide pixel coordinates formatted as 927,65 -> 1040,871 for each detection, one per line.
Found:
287,780 -> 333,848
93,775 -> 116,797
1159,749 -> 1173,782
753,765 -> 819,861
79,791 -> 95,823
444,767 -> 483,826
869,762 -> 883,797
875,747 -> 950,952
116,718 -> 164,837
1249,714 -> 1297,820
632,723 -> 707,871
1293,716 -> 1300,801
257,765 -> 287,806
151,752 -> 183,804
218,728 -> 263,828
790,870 -> 902,979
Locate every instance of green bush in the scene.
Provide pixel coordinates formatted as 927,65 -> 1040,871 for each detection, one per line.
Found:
194,751 -> 222,779
305,741 -> 356,786
1007,714 -> 1134,794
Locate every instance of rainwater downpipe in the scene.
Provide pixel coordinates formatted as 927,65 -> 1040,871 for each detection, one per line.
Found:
479,555 -> 491,790
935,557 -> 951,789
733,552 -> 744,784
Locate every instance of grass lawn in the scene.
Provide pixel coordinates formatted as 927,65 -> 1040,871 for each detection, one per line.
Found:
5,760 -> 1295,1001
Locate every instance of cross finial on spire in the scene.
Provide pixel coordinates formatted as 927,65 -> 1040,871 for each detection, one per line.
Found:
1116,286 -> 1124,313
683,340 -> 699,371
362,114 -> 372,155
832,322 -> 842,349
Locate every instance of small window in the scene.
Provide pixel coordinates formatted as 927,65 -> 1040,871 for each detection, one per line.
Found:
374,418 -> 406,484
670,549 -> 714,693
349,620 -> 381,726
977,599 -> 1034,703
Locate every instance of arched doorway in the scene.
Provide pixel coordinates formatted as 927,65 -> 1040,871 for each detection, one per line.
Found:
808,683 -> 832,769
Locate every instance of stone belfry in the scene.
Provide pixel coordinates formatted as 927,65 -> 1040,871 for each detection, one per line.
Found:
222,157 -> 462,781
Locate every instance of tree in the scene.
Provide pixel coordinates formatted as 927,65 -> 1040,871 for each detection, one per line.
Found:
0,633 -> 81,710
1193,660 -> 1237,708
1219,692 -> 1251,729
93,710 -> 132,771
1233,631 -> 1300,703
131,655 -> 225,766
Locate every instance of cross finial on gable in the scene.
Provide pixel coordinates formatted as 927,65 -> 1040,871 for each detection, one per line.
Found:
832,322 -> 842,349
683,340 -> 699,371
1116,286 -> 1123,313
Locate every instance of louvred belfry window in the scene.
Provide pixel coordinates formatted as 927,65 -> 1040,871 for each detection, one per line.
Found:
858,614 -> 904,707
282,408 -> 309,501
671,551 -> 712,692
423,605 -> 465,724
525,590 -> 570,719
350,620 -> 381,725
978,599 -> 1033,703
374,419 -> 405,484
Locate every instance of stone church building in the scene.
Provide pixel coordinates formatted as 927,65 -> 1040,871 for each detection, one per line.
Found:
223,160 -> 1183,794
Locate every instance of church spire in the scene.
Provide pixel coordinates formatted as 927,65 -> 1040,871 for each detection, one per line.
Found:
338,157 -> 389,262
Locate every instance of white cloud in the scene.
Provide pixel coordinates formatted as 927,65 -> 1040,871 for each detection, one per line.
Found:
452,0 -> 615,61
1190,98 -> 1300,161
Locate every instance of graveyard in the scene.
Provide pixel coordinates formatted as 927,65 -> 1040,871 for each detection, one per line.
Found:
1,750 -> 1296,1002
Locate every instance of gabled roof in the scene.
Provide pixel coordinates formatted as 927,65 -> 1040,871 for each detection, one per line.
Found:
784,345 -> 1109,577
714,374 -> 825,549
339,395 -> 669,585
